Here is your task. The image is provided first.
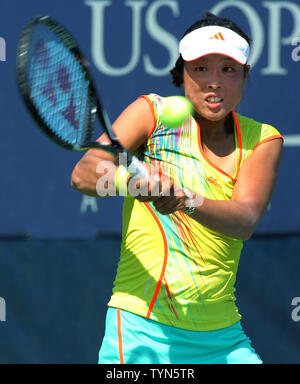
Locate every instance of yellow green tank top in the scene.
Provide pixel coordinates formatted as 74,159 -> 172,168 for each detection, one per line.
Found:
108,93 -> 284,331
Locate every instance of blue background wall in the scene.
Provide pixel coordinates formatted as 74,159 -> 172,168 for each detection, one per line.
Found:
0,0 -> 299,364
0,236 -> 299,364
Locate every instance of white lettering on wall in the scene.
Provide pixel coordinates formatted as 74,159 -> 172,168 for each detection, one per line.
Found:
143,0 -> 179,76
0,37 -> 6,62
80,195 -> 99,213
86,0 -> 300,77
262,1 -> 300,75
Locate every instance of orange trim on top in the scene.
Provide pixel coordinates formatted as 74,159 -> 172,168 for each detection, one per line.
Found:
197,111 -> 242,183
252,135 -> 284,151
232,111 -> 243,182
117,308 -> 124,364
144,202 -> 168,319
138,95 -> 157,143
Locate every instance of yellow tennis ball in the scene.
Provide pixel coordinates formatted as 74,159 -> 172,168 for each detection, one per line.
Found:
160,96 -> 193,128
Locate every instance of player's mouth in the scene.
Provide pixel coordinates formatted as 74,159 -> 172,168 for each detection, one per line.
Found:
205,95 -> 223,109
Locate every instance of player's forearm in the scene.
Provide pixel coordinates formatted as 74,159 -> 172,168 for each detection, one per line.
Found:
186,196 -> 259,240
71,155 -> 117,197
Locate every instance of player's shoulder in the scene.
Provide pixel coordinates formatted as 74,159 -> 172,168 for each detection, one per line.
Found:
146,93 -> 164,102
139,93 -> 169,126
142,93 -> 164,113
234,112 -> 283,149
235,111 -> 276,131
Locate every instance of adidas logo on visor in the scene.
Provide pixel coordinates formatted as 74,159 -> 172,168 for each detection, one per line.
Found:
209,32 -> 225,41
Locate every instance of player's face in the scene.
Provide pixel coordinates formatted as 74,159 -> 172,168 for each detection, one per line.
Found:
183,54 -> 248,122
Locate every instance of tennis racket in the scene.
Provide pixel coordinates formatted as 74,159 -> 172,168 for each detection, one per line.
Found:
16,15 -> 148,179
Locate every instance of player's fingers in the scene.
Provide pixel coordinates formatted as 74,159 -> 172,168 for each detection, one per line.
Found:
153,194 -> 185,214
155,203 -> 180,215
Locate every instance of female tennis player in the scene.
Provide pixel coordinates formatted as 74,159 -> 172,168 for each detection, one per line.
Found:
71,12 -> 284,364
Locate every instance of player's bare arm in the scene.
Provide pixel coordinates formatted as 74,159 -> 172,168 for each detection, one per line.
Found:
70,97 -> 154,196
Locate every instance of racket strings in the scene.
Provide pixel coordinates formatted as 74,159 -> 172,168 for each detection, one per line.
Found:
27,24 -> 94,147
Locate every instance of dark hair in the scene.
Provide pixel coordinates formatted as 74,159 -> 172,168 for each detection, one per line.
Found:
170,11 -> 252,87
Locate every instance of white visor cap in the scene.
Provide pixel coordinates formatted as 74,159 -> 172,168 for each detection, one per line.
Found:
179,25 -> 250,65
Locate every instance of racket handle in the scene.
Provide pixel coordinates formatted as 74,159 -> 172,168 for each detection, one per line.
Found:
127,155 -> 149,179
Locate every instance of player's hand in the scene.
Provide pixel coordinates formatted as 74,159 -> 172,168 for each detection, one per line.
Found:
127,163 -> 188,214
152,182 -> 187,215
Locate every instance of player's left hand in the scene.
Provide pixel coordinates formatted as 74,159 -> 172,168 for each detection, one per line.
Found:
127,162 -> 192,215
152,181 -> 187,215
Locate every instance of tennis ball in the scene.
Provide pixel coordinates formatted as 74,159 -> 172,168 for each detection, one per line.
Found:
160,96 -> 193,128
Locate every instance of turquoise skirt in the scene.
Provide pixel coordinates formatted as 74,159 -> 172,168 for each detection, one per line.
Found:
98,307 -> 262,364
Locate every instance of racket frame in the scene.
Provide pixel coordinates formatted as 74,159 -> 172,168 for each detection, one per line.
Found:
16,16 -> 130,161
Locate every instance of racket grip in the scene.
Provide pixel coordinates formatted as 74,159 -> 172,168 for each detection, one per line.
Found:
127,155 -> 149,179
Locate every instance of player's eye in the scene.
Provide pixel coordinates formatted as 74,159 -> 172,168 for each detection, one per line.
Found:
223,66 -> 235,72
194,66 -> 207,72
